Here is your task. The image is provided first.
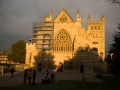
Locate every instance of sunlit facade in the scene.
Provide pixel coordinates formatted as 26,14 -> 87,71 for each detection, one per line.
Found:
25,8 -> 105,72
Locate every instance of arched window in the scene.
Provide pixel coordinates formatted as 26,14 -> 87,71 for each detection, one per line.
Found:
54,29 -> 72,52
91,26 -> 93,30
95,26 -> 97,29
98,26 -> 100,29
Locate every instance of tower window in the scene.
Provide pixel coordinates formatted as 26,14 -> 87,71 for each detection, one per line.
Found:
92,47 -> 98,52
98,26 -> 100,29
95,26 -> 97,29
92,42 -> 99,44
91,26 -> 93,30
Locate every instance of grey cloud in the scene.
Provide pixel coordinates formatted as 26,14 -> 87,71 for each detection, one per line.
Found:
0,0 -> 120,55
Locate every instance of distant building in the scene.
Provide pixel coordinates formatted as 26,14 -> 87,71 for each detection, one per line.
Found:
0,50 -> 10,63
25,8 -> 106,73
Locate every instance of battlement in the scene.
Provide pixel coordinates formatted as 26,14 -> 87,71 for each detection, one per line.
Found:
26,43 -> 36,51
26,43 -> 36,46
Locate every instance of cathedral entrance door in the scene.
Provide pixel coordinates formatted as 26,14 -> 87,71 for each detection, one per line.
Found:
80,65 -> 84,73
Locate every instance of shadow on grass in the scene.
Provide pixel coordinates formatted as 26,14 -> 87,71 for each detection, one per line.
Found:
0,78 -> 120,90
101,76 -> 120,83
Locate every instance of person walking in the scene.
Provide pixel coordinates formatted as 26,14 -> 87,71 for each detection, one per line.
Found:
27,70 -> 32,84
23,69 -> 28,84
45,70 -> 49,80
32,70 -> 36,85
51,73 -> 56,83
10,67 -> 15,77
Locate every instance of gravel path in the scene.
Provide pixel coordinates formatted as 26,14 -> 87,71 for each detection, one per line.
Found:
0,71 -> 102,87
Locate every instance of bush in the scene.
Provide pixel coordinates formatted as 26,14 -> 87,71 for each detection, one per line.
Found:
95,73 -> 102,79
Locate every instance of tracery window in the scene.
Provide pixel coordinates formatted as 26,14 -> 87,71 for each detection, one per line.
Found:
54,30 -> 72,52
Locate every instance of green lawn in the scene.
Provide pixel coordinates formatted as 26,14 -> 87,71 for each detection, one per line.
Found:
0,76 -> 120,90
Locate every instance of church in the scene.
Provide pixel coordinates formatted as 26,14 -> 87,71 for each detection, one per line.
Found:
25,8 -> 106,73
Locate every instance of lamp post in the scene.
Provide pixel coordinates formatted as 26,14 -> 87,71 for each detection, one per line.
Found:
45,59 -> 47,70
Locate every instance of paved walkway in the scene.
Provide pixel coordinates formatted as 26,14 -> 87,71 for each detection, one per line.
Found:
0,71 -> 102,87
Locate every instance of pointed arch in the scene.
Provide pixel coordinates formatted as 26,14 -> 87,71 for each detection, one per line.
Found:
29,53 -> 32,63
54,29 -> 72,52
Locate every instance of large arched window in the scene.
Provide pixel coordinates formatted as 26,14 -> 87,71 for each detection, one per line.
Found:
54,29 -> 72,52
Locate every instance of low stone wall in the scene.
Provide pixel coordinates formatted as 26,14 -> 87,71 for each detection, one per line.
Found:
0,63 -> 25,73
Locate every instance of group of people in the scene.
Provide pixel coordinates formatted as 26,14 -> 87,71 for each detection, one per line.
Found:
10,67 -> 56,85
43,70 -> 56,83
23,69 -> 36,85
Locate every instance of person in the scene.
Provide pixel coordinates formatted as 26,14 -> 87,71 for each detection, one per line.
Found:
32,70 -> 36,85
45,70 -> 49,80
23,69 -> 28,84
51,73 -> 56,83
10,67 -> 15,77
27,70 -> 32,84
30,68 -> 32,72
38,63 -> 41,71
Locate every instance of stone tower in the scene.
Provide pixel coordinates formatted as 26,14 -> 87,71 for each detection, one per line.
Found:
87,13 -> 105,60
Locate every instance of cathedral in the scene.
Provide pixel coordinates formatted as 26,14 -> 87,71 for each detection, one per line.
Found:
25,8 -> 106,73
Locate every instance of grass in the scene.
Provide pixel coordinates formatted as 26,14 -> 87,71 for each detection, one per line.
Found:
0,76 -> 120,90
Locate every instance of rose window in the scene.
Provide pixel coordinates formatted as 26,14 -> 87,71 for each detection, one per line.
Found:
54,30 -> 72,52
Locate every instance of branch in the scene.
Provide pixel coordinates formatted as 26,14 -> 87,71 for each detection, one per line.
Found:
117,23 -> 120,30
106,0 -> 120,5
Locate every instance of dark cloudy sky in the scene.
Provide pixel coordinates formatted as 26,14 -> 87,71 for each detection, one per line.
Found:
0,0 -> 120,55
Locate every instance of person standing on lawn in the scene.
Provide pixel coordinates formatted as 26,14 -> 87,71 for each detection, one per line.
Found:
10,67 -> 15,77
32,70 -> 36,85
27,70 -> 32,84
23,69 -> 28,84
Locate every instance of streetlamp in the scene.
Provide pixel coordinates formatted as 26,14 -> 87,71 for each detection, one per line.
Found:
45,59 -> 47,70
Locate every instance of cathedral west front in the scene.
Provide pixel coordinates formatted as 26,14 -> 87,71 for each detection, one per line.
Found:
25,8 -> 106,73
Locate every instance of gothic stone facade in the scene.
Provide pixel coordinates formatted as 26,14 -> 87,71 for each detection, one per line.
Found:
25,8 -> 105,73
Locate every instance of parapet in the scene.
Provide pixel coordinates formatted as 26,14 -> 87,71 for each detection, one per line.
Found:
26,43 -> 36,47
26,43 -> 36,51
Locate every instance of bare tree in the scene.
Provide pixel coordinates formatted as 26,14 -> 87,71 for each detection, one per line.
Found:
117,23 -> 120,30
107,0 -> 120,5
107,0 -> 120,30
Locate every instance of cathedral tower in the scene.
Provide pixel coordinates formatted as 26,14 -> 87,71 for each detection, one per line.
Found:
87,13 -> 105,60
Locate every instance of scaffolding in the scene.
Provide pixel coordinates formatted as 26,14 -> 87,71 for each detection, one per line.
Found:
29,22 -> 54,50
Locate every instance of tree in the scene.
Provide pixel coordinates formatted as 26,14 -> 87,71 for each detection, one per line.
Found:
105,24 -> 120,76
7,40 -> 26,63
107,0 -> 120,5
104,0 -> 120,76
